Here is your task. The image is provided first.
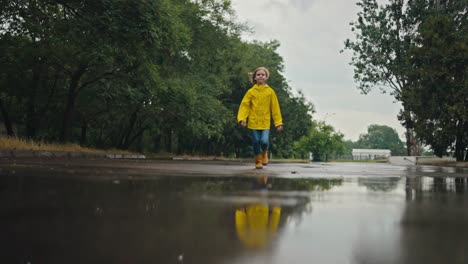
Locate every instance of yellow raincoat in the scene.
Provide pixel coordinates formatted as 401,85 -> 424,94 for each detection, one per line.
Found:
235,204 -> 281,249
237,84 -> 283,130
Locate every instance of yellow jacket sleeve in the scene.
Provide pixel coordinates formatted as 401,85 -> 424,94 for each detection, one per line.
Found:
237,90 -> 251,123
271,91 -> 283,127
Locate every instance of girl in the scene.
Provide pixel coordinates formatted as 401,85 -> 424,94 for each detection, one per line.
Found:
237,66 -> 283,169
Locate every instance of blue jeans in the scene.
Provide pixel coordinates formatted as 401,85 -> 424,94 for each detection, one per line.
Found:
251,129 -> 270,155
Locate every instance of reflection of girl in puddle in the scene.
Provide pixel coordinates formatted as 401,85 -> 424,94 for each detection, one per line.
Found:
235,176 -> 281,249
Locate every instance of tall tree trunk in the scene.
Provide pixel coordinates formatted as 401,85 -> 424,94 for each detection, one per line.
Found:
465,121 -> 468,162
80,121 -> 87,146
61,65 -> 86,142
120,109 -> 139,149
164,128 -> 173,153
405,128 -> 414,156
0,98 -> 14,136
454,121 -> 466,161
61,91 -> 77,142
235,147 -> 240,159
454,139 -> 465,161
26,63 -> 42,138
136,131 -> 144,153
171,129 -> 177,153
400,108 -> 417,156
153,134 -> 161,152
126,126 -> 147,150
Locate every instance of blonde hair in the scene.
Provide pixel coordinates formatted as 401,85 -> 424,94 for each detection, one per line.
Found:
250,66 -> 270,84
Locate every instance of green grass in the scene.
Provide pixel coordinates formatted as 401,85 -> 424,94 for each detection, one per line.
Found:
0,136 -> 138,155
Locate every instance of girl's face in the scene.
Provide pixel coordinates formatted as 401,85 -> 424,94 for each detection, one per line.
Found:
254,70 -> 268,84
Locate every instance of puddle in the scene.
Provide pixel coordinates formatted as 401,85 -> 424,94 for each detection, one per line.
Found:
0,162 -> 467,263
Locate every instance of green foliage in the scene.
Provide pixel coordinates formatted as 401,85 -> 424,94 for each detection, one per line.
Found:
294,121 -> 345,161
356,124 -> 406,156
403,6 -> 468,160
343,140 -> 358,155
343,0 -> 420,155
0,0 -> 315,158
345,0 -> 468,160
343,0 -> 413,97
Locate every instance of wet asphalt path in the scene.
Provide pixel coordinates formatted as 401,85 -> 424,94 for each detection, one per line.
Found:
0,159 -> 467,264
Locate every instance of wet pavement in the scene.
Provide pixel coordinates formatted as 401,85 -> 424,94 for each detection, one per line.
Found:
0,159 -> 468,264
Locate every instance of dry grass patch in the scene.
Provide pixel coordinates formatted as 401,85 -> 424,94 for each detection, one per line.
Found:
0,136 -> 137,155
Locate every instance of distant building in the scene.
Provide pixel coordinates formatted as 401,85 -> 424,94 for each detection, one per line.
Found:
352,149 -> 391,160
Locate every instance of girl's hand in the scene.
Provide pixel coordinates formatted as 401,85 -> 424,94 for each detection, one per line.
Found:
276,125 -> 283,132
240,121 -> 247,128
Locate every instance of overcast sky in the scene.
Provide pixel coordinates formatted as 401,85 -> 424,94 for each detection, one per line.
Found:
230,0 -> 405,141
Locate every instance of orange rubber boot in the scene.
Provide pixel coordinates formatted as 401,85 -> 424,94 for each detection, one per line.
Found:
262,150 -> 269,165
255,154 -> 263,169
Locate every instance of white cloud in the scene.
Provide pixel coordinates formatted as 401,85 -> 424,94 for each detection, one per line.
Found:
231,0 -> 405,141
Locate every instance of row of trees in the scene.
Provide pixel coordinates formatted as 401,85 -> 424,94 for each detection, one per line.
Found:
294,123 -> 406,161
344,0 -> 468,161
346,124 -> 406,156
4,0 -> 459,160
0,0 -> 314,158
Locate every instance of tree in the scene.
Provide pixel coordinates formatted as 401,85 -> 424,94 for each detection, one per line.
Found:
294,121 -> 345,161
0,0 -> 316,158
403,2 -> 468,161
343,0 -> 421,155
0,0 -> 191,143
356,124 -> 406,156
343,140 -> 359,155
344,0 -> 468,160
